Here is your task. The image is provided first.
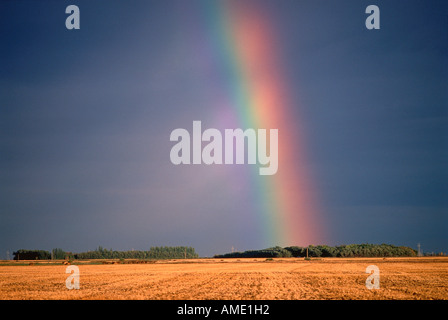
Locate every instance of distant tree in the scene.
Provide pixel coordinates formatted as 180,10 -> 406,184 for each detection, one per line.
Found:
13,249 -> 51,260
51,248 -> 66,259
306,245 -> 321,257
284,246 -> 305,257
317,245 -> 337,257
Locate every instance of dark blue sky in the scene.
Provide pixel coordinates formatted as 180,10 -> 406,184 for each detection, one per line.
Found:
1,0 -> 447,257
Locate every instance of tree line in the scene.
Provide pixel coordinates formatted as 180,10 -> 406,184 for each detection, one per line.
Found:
13,246 -> 199,260
214,243 -> 418,258
12,243 -> 420,260
12,249 -> 51,260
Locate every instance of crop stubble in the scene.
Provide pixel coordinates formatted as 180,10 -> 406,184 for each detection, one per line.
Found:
0,257 -> 446,300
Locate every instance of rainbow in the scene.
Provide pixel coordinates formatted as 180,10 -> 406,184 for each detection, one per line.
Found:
200,0 -> 325,247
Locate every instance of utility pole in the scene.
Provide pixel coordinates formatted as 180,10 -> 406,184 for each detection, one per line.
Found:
306,247 -> 309,259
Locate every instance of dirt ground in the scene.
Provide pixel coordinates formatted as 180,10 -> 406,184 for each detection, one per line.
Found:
0,257 -> 446,300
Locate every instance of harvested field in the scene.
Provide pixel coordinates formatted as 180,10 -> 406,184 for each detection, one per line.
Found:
0,257 -> 447,300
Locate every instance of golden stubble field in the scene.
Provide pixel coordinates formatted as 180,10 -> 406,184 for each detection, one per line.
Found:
0,257 -> 447,300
